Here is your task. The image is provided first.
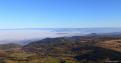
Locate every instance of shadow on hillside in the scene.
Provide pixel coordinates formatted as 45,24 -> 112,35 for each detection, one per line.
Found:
74,46 -> 121,61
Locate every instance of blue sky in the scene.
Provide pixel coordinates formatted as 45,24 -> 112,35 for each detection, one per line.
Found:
0,0 -> 121,28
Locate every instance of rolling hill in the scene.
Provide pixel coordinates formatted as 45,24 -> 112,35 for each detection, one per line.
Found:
23,35 -> 121,63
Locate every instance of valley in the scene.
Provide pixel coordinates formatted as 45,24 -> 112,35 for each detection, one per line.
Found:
0,34 -> 121,63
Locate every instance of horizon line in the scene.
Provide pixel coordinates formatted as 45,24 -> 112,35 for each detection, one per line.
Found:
0,27 -> 121,30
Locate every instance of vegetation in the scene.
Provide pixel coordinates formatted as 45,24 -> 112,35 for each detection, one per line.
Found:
0,35 -> 121,63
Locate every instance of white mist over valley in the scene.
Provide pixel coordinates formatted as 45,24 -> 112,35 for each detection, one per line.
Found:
0,28 -> 121,44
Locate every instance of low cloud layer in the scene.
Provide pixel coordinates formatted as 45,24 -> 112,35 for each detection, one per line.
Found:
0,30 -> 81,44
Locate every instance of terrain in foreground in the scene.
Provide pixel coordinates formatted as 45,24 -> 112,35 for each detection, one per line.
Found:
0,34 -> 121,63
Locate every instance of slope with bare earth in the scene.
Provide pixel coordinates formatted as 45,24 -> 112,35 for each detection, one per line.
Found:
0,35 -> 121,63
96,39 -> 121,52
23,35 -> 121,63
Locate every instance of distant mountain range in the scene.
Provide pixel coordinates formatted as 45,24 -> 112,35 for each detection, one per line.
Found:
1,28 -> 121,33
0,28 -> 121,44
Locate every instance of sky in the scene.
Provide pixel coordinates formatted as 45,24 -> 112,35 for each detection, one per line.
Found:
0,0 -> 121,29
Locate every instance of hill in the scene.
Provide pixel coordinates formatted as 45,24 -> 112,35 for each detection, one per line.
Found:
23,35 -> 121,63
0,43 -> 22,51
